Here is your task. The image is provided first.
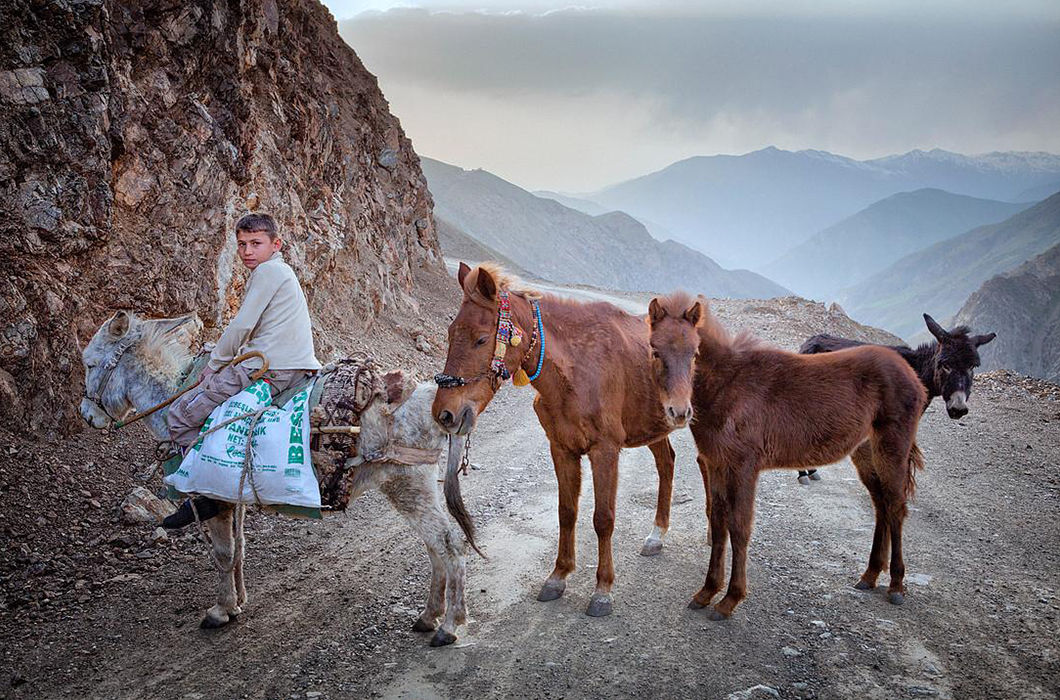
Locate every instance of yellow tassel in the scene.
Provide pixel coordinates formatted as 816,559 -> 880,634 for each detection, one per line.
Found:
512,368 -> 530,386
511,334 -> 522,347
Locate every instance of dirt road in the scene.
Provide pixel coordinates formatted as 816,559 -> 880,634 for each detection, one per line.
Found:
3,294 -> 1059,699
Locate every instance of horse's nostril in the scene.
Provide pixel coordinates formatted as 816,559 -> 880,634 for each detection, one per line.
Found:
438,410 -> 454,426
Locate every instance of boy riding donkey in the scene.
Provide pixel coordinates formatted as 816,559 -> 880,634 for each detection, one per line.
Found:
163,213 -> 321,528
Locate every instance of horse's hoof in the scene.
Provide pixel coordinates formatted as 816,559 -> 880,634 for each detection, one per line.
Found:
586,593 -> 613,617
412,618 -> 436,633
200,613 -> 230,629
537,580 -> 566,602
640,538 -> 663,557
888,591 -> 905,606
706,607 -> 730,622
687,598 -> 707,610
430,629 -> 457,647
854,579 -> 875,591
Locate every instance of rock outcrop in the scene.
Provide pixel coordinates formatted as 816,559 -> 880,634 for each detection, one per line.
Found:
953,243 -> 1060,383
1,0 -> 440,435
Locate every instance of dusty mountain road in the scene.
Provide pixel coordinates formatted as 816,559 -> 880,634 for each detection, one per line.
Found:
2,293 -> 1059,699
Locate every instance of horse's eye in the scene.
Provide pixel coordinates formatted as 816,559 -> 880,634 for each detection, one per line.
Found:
475,335 -> 489,347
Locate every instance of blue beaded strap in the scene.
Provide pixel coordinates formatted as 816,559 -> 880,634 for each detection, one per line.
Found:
526,300 -> 545,382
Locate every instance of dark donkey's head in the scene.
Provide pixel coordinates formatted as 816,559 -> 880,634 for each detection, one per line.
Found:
923,313 -> 996,419
433,263 -> 537,435
647,292 -> 705,429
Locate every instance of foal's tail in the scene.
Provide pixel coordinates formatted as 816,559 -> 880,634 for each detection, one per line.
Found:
906,442 -> 925,499
444,434 -> 486,559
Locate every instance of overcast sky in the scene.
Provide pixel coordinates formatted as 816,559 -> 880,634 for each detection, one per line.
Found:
329,1 -> 1060,192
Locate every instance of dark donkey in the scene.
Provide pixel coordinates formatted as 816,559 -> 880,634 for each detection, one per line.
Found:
433,263 -> 686,617
647,293 -> 927,619
800,313 -> 996,419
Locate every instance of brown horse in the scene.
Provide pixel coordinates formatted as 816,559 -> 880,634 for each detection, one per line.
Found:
432,263 -> 684,617
647,292 -> 927,619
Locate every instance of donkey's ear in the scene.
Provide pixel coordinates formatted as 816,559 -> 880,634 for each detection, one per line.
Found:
684,300 -> 704,327
109,310 -> 131,338
923,313 -> 948,341
972,332 -> 997,347
476,267 -> 497,301
648,298 -> 666,326
457,262 -> 472,289
382,370 -> 414,405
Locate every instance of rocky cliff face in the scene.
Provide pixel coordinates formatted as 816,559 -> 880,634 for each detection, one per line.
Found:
953,243 -> 1060,383
0,0 -> 440,435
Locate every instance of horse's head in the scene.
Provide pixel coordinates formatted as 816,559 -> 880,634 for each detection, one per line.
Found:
647,292 -> 705,429
80,310 -> 200,429
432,262 -> 535,435
923,313 -> 995,419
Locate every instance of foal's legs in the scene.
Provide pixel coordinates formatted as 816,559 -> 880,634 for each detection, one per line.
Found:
710,470 -> 758,619
641,438 -> 676,557
201,505 -> 240,628
538,444 -> 582,603
851,442 -> 891,590
689,456 -> 728,609
586,444 -> 621,617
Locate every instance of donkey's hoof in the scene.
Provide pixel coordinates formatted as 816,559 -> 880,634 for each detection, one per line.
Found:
537,580 -> 566,602
888,591 -> 905,606
586,593 -> 613,617
412,617 -> 437,633
640,538 -> 663,557
854,579 -> 876,591
200,613 -> 230,629
430,629 -> 457,647
706,607 -> 731,622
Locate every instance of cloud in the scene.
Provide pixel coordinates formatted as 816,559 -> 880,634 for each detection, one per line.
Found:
340,7 -> 1060,191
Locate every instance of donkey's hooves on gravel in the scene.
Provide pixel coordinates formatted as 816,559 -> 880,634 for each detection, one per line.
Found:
430,630 -> 457,647
412,618 -> 437,633
200,614 -> 230,629
537,581 -> 566,602
586,593 -> 613,617
639,538 -> 663,557
888,591 -> 905,606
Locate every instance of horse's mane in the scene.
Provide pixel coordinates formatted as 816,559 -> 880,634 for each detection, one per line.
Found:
462,263 -> 540,309
133,321 -> 194,384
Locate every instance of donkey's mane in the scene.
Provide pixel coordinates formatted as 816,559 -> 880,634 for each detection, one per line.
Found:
133,321 -> 194,385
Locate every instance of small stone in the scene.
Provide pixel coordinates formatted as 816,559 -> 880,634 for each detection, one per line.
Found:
89,499 -> 102,509
378,148 -> 398,169
727,685 -> 780,700
414,335 -> 431,353
781,646 -> 801,657
306,692 -> 323,698
120,486 -> 176,524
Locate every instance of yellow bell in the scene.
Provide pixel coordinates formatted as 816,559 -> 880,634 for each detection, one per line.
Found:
512,368 -> 530,386
511,334 -> 522,347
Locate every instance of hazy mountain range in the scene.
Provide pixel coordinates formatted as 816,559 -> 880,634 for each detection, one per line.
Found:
954,242 -> 1060,383
839,191 -> 1060,339
421,158 -> 789,299
762,189 -> 1031,300
578,147 -> 1060,269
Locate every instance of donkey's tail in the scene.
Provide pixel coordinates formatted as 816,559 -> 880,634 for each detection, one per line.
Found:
906,441 -> 925,499
444,434 -> 486,559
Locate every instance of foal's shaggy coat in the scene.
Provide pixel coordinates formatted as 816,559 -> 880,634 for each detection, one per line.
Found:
647,293 -> 927,618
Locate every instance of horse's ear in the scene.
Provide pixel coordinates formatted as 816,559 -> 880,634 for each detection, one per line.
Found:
684,300 -> 704,327
923,313 -> 948,341
648,298 -> 666,326
457,262 -> 471,289
382,370 -> 414,405
476,266 -> 497,301
973,332 -> 996,347
109,310 -> 131,338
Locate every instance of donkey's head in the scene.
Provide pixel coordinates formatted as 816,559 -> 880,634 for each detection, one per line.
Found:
359,370 -> 437,457
80,310 -> 200,429
433,263 -> 535,435
923,313 -> 996,419
647,292 -> 705,428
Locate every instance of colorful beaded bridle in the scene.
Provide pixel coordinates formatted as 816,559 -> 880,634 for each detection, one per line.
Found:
435,290 -> 546,390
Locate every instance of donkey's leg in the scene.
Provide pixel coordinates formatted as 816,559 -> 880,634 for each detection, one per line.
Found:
538,444 -> 582,603
201,506 -> 239,628
851,442 -> 890,590
641,438 -> 676,556
690,455 -> 726,609
710,472 -> 758,619
586,444 -> 621,617
437,523 -> 469,646
233,505 -> 247,607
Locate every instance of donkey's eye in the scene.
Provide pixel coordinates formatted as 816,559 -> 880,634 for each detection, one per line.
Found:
475,335 -> 489,347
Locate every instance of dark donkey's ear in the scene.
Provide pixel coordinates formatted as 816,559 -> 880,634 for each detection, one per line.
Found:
972,332 -> 997,347
923,313 -> 949,341
109,310 -> 131,338
648,298 -> 666,326
382,370 -> 414,405
684,300 -> 704,327
457,262 -> 472,288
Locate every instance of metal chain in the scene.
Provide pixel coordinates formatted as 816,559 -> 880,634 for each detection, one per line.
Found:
461,433 -> 472,476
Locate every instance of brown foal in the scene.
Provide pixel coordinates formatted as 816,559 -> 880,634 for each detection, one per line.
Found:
647,292 -> 927,619
433,263 -> 684,617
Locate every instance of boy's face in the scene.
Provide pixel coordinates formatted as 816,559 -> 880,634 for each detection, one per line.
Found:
236,228 -> 282,270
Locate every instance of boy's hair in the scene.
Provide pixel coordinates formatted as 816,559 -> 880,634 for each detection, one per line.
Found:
235,213 -> 278,240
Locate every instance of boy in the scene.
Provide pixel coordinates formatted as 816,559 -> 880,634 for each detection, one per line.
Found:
164,213 -> 321,528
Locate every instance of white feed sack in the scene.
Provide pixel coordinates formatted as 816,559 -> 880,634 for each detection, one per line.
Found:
165,380 -> 321,508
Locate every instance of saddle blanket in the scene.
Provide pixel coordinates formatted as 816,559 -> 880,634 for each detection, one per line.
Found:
164,379 -> 321,508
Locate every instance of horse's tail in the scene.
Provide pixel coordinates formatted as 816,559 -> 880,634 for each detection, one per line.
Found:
906,441 -> 925,499
444,434 -> 486,559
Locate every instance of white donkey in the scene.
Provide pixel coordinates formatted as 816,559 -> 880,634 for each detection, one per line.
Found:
80,310 -> 476,646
